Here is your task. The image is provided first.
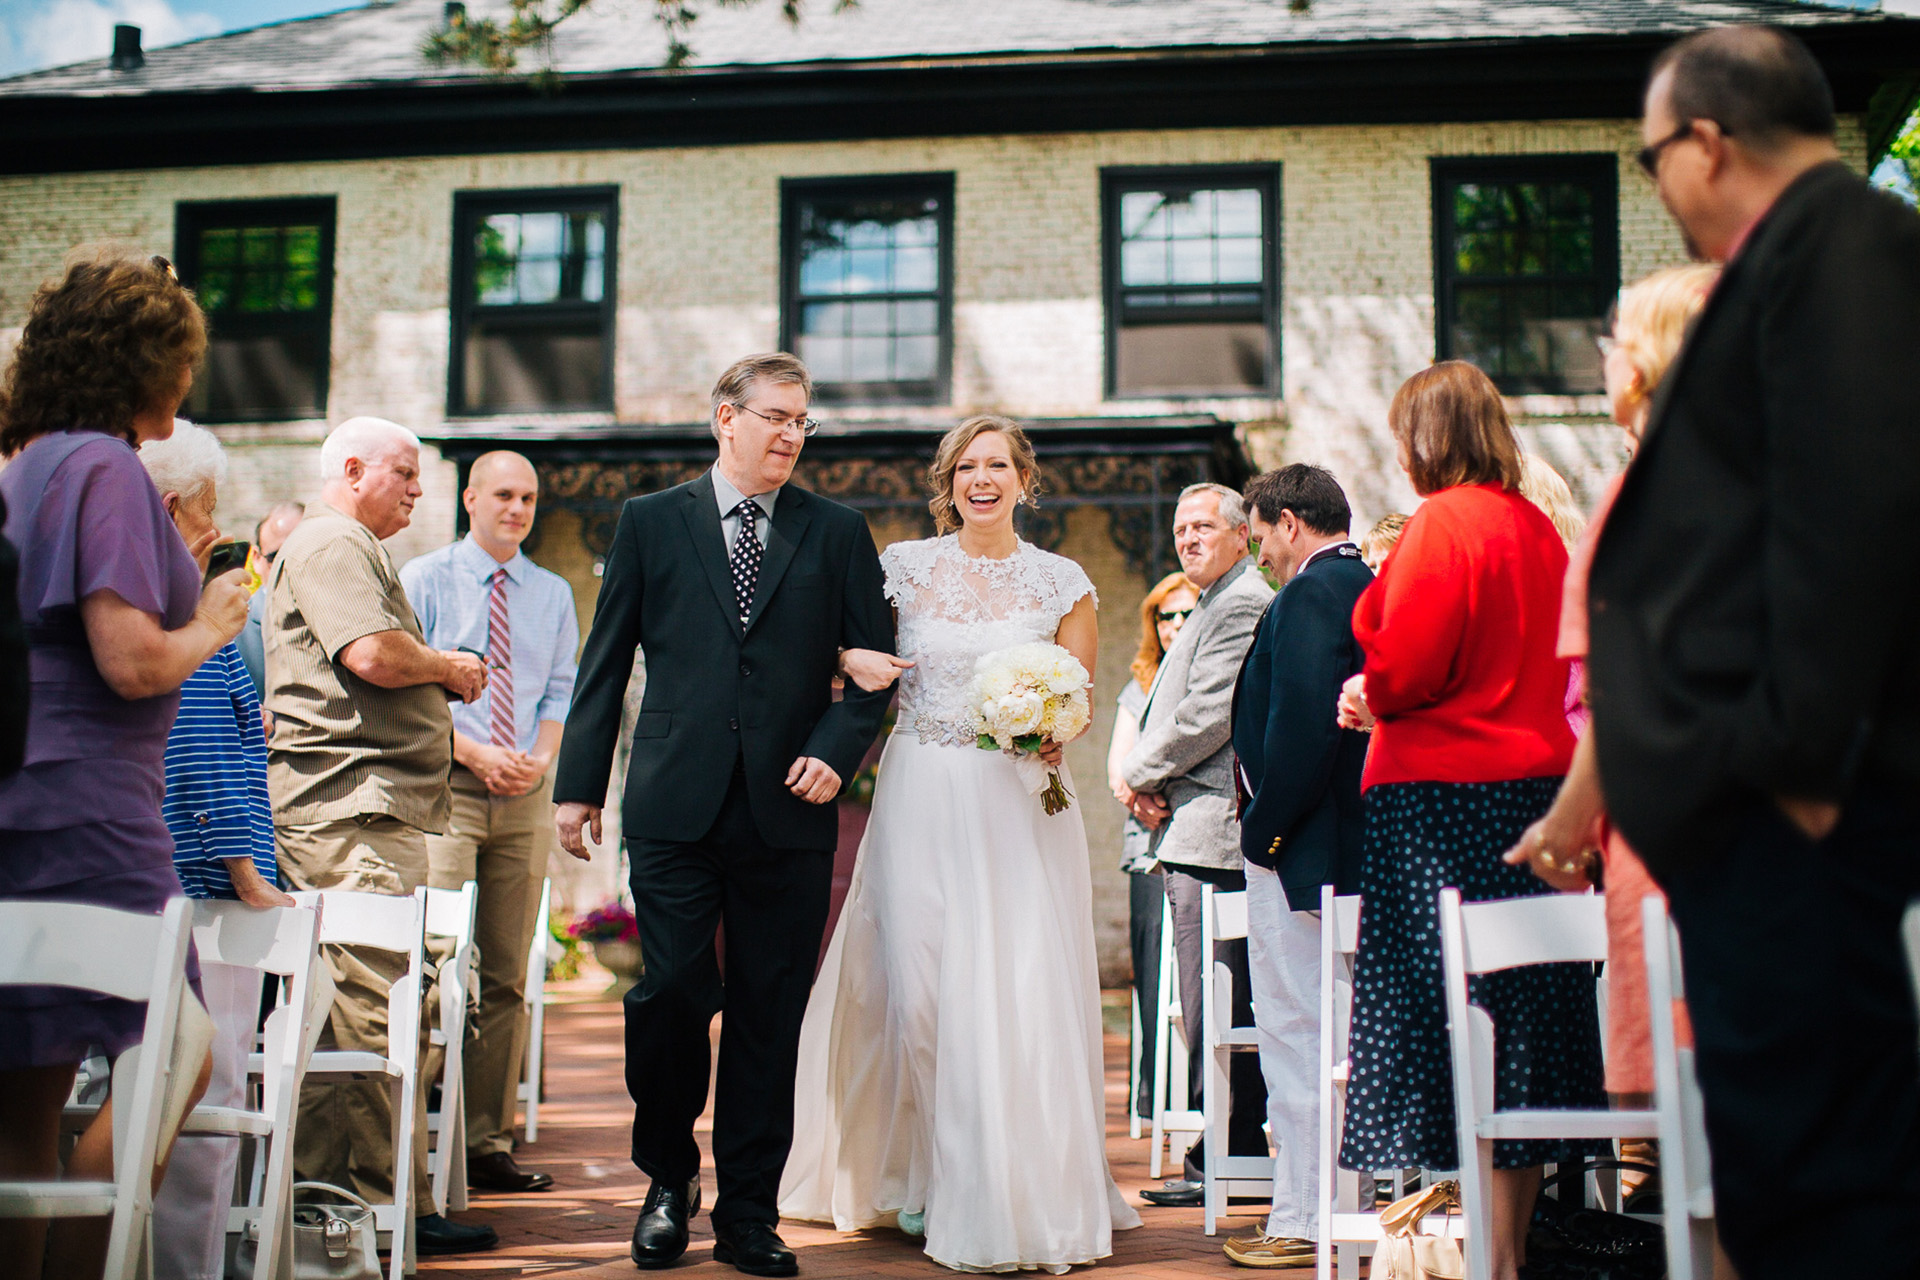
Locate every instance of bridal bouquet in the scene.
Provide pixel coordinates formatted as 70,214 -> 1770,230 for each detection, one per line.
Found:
969,642 -> 1092,815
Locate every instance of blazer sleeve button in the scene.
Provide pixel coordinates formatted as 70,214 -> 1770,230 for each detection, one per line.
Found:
728,717 -> 740,731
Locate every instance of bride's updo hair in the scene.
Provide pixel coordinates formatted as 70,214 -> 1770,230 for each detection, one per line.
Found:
927,415 -> 1042,533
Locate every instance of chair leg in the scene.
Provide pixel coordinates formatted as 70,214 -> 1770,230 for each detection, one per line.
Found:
523,997 -> 544,1145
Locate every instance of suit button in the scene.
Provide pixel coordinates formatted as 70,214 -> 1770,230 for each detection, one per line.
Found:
740,662 -> 752,676
728,717 -> 740,731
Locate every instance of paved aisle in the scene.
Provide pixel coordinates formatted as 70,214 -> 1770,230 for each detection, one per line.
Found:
419,972 -> 1266,1279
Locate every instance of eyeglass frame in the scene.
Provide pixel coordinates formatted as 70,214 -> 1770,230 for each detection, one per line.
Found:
1636,119 -> 1726,180
728,401 -> 822,437
1156,606 -> 1195,624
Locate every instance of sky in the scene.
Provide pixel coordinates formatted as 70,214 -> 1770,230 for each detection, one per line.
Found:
0,0 -> 351,78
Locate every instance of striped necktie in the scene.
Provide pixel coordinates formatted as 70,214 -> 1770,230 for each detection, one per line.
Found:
487,567 -> 514,748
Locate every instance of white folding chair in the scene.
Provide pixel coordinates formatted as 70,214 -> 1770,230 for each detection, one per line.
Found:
1904,900 -> 1920,1053
1200,885 -> 1272,1235
1129,984 -> 1145,1141
424,882 -> 479,1216
296,888 -> 428,1280
1439,889 -> 1659,1280
1642,895 -> 1715,1280
1149,892 -> 1202,1179
518,877 -> 552,1144
0,898 -> 197,1280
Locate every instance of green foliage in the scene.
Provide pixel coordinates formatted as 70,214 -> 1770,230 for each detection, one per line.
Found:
1893,106 -> 1920,196
422,0 -> 851,77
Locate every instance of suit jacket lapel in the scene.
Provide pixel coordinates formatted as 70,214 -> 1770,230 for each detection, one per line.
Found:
745,487 -> 811,635
681,475 -> 745,642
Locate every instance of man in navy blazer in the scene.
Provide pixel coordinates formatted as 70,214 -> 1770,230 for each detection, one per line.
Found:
1221,465 -> 1371,1268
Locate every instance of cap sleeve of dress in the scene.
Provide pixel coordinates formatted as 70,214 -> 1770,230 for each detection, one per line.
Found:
1042,549 -> 1097,618
879,537 -> 937,609
28,438 -> 197,629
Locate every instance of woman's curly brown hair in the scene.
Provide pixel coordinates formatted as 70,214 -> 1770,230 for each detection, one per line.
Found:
0,248 -> 207,456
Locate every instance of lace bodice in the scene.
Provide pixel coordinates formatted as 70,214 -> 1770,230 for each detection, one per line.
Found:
882,536 -> 1097,748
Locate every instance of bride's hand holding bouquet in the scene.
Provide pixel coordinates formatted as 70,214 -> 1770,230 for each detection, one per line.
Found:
969,641 -> 1092,815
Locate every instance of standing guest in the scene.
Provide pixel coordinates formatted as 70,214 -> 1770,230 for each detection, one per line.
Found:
1221,465 -> 1371,1270
0,497 -> 24,779
237,501 -> 304,699
1106,569 -> 1198,1124
1334,361 -> 1599,1280
1120,482 -> 1272,1207
1504,265 -> 1719,1127
265,415 -> 495,1256
1587,27 -> 1920,1276
139,420 -> 298,1280
1358,513 -> 1407,574
401,450 -> 577,1194
0,249 -> 240,1280
1516,455 -> 1589,735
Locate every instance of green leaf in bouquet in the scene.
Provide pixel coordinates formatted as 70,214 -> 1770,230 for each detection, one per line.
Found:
1014,734 -> 1046,753
976,733 -> 999,751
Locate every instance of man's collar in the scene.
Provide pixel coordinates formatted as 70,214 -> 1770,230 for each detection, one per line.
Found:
1198,556 -> 1250,603
711,465 -> 780,517
455,532 -> 525,583
1299,540 -> 1361,573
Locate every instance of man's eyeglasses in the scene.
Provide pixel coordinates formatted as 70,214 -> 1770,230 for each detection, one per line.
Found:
1636,120 -> 1703,179
1156,607 -> 1194,624
731,402 -> 821,437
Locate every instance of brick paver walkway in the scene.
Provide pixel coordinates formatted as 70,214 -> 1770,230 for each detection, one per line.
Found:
419,972 -> 1270,1279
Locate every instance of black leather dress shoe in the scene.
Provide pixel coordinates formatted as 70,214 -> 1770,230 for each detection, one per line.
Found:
468,1150 -> 555,1193
415,1213 -> 500,1255
1140,1179 -> 1205,1207
712,1221 -> 798,1277
630,1178 -> 700,1269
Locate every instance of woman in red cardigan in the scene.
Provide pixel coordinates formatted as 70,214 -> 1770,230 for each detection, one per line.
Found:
1334,362 -> 1606,1280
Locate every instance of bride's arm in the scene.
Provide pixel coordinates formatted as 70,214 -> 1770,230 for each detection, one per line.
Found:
839,647 -> 914,693
1044,594 -> 1101,762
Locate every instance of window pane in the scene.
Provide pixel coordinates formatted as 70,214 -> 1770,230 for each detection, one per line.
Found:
1120,191 -> 1167,240
894,245 -> 938,293
797,332 -> 848,382
189,332 -> 324,420
848,299 -> 892,336
1121,239 -> 1167,287
845,248 -> 889,294
1115,319 -> 1268,396
516,257 -> 562,305
200,228 -> 239,268
799,248 -> 845,296
1215,237 -> 1263,285
1215,189 -> 1262,238
792,186 -> 947,393
894,334 -> 939,380
462,321 -> 606,412
847,335 -> 890,382
471,208 -> 606,305
1451,285 -> 1507,374
241,227 -> 279,268
1120,184 -> 1264,289
894,298 -> 939,336
1170,237 -> 1214,285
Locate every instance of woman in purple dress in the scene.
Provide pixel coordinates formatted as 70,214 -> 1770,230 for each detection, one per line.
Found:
0,249 -> 251,1280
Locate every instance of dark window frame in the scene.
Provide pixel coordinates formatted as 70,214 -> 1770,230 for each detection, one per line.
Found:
174,196 -> 337,424
1101,164 -> 1282,400
1430,154 -> 1620,396
779,173 -> 956,407
449,185 -> 619,417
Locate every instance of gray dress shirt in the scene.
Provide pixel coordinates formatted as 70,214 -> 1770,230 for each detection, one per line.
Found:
712,467 -> 778,551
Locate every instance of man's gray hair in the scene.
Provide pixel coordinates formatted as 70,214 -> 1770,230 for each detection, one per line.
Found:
319,416 -> 420,481
140,419 -> 228,504
1178,481 -> 1248,529
709,352 -> 813,439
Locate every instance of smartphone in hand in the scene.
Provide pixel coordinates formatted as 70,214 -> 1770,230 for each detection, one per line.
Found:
205,539 -> 252,584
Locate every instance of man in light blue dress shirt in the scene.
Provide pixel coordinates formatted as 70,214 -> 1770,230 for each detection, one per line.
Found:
401,450 -> 578,1194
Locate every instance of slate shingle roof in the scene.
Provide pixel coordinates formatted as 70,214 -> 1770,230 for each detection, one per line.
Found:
0,0 -> 1897,98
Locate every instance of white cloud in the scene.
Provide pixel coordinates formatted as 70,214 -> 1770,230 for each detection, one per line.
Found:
2,0 -> 222,77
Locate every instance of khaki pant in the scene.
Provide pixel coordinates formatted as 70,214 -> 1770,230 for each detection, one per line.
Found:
423,768 -> 553,1158
277,815 -> 434,1212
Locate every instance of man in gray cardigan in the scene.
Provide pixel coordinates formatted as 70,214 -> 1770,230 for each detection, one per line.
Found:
1121,482 -> 1273,1205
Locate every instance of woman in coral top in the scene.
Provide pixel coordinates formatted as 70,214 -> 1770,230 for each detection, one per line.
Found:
1334,361 -> 1606,1280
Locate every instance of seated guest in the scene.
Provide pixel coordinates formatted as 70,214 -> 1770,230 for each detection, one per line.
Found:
1504,264 -> 1719,1115
0,249 -> 244,1280
1222,465 -> 1371,1269
1359,512 -> 1407,574
1105,569 -> 1198,1124
140,420 -> 298,1280
1335,361 -> 1601,1280
265,415 -> 494,1255
237,501 -> 304,700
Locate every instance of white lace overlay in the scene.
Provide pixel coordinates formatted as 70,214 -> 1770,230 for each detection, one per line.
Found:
881,536 -> 1097,749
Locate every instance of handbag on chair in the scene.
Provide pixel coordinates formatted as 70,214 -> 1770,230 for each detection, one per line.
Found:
1373,1179 -> 1465,1280
234,1182 -> 380,1280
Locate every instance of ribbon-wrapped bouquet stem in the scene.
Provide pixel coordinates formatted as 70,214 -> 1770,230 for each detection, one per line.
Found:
968,641 -> 1092,815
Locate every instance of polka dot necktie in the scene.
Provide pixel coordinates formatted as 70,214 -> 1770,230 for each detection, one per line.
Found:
730,500 -> 763,626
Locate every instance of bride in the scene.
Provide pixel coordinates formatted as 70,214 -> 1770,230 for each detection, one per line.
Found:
779,416 -> 1141,1272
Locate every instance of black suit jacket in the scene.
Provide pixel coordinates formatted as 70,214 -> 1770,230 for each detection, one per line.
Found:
553,473 -> 896,851
1588,162 -> 1920,876
1230,545 -> 1373,910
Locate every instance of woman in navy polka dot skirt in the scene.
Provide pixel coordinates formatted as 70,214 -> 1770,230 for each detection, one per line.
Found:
1334,362 -> 1606,1280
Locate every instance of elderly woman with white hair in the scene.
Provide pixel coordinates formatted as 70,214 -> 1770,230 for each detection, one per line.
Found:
139,419 -> 295,1280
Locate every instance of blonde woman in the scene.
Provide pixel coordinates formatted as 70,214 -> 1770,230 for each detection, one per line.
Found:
782,417 -> 1140,1272
1504,264 -> 1720,1106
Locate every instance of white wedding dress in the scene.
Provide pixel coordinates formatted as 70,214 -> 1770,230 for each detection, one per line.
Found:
779,535 -> 1141,1273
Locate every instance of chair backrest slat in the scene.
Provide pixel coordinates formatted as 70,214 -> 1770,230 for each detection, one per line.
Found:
0,902 -> 172,999
294,890 -> 423,952
192,900 -> 322,976
1209,889 -> 1249,942
1331,894 -> 1362,954
1457,893 -> 1607,973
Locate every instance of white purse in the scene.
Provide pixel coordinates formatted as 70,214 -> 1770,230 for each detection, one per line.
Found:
235,1182 -> 380,1280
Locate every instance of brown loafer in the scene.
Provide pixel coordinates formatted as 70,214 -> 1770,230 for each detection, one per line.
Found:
467,1150 -> 555,1193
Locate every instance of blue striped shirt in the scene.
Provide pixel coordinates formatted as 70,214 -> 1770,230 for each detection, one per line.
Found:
163,641 -> 277,899
400,535 -> 579,754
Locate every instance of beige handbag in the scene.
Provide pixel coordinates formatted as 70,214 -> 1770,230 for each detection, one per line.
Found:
1372,1179 -> 1465,1280
234,1182 -> 380,1280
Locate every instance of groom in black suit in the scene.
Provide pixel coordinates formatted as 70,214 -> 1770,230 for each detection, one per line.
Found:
554,353 -> 895,1277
